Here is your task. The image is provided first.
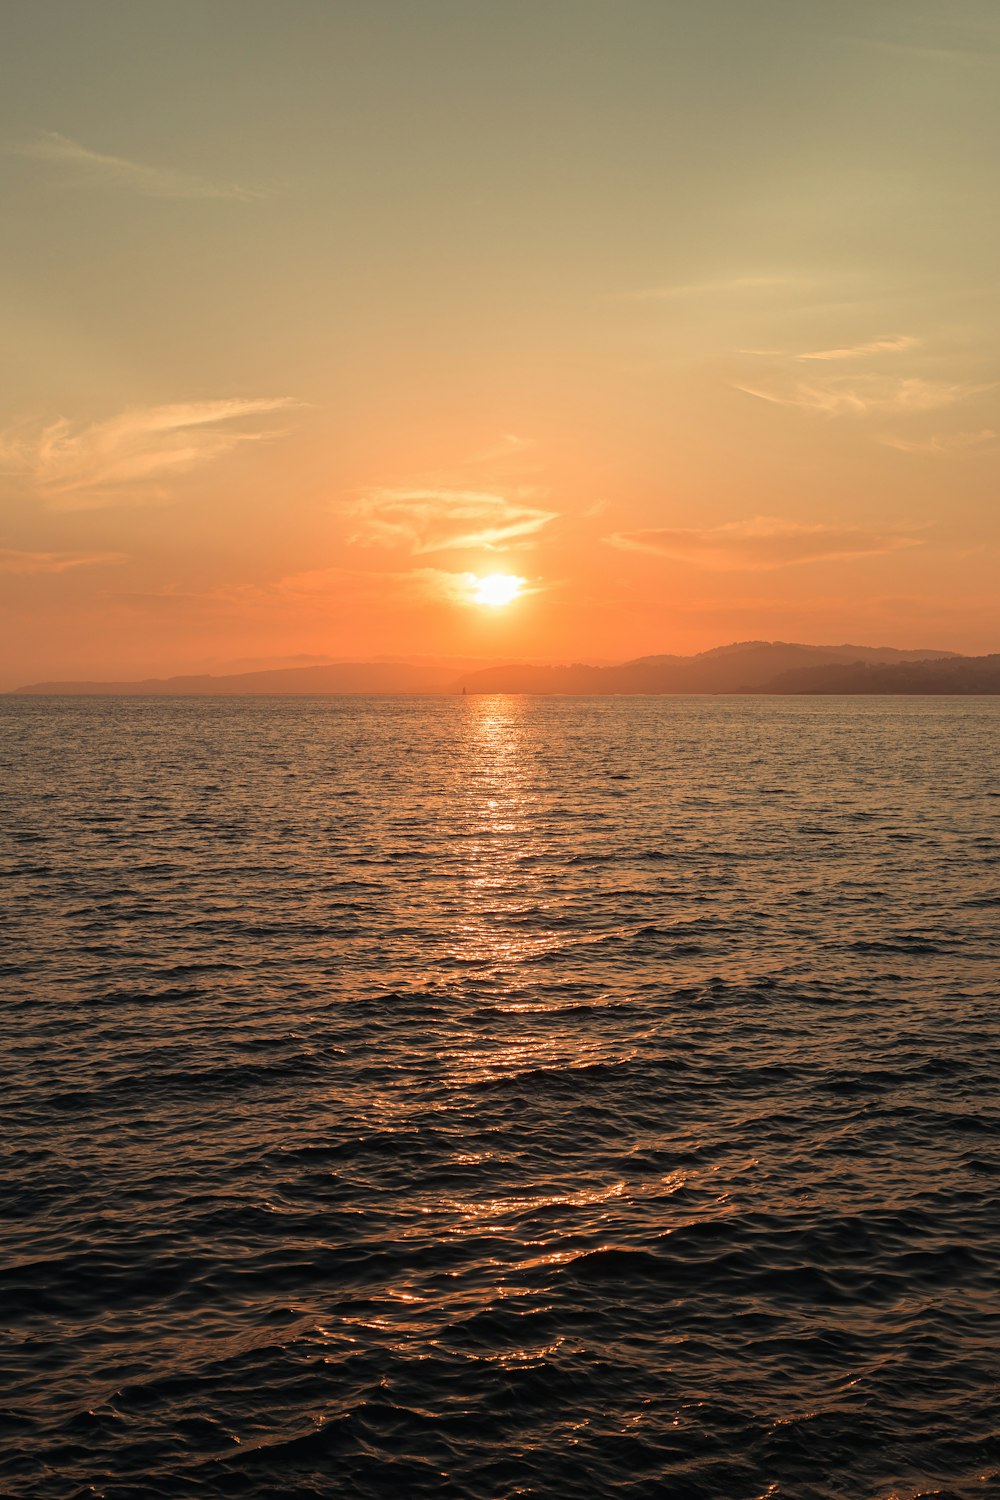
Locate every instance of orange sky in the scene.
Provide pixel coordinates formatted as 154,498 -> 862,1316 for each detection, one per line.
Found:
2,1 -> 999,686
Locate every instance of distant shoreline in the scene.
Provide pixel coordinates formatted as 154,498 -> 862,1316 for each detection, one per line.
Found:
7,689 -> 1000,700
8,641 -> 999,697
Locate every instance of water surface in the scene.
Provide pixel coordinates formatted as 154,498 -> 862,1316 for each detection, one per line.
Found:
2,696 -> 998,1498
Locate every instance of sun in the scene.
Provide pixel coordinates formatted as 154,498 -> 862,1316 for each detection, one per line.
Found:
470,573 -> 526,608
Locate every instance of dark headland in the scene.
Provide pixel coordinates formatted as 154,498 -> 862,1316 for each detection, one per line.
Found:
11,640 -> 1000,695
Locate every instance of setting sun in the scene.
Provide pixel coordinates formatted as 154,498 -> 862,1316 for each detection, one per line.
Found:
470,573 -> 526,608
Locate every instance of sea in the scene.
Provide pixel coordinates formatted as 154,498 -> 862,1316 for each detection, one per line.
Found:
2,694 -> 998,1500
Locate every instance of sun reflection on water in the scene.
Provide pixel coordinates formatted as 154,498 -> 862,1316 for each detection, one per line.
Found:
451,696 -> 552,976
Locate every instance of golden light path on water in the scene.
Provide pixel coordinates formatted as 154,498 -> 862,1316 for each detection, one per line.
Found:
374,696 -> 702,1370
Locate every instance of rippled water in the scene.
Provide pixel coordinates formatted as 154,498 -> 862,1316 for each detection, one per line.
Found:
2,695 -> 999,1500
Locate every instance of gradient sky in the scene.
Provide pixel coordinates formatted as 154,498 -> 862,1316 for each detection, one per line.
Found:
2,0 -> 999,685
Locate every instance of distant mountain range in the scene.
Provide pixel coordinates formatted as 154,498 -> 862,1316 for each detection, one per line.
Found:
454,642 -> 972,695
12,640 -> 1000,695
758,654 -> 1000,695
12,661 -> 454,697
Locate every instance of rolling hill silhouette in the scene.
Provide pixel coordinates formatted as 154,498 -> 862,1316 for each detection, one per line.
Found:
454,642 -> 966,695
13,640 -> 996,695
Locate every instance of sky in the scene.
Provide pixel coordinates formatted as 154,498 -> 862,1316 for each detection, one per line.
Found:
2,0 -> 999,686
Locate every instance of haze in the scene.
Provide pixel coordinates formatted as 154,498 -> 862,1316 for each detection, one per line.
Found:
2,0 -> 999,688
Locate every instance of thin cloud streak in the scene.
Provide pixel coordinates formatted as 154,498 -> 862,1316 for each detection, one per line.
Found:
1,398 -> 299,508
347,487 -> 556,554
13,131 -> 262,201
467,433 -> 536,464
124,562 -> 535,617
606,516 -> 922,570
627,274 -> 805,301
797,336 -> 919,361
879,429 -> 997,455
0,547 -> 126,574
735,376 -> 992,417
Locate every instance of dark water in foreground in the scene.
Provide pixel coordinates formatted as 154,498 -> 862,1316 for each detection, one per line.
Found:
2,695 -> 998,1500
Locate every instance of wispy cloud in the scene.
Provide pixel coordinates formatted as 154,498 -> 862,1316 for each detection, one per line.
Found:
797,335 -> 919,362
404,566 -> 535,606
606,515 -> 922,570
852,15 -> 1000,64
347,487 -> 556,554
735,376 -> 991,417
879,429 -> 997,455
12,131 -> 262,201
276,564 -> 518,607
628,274 -> 804,301
1,398 -> 299,508
467,433 -> 536,464
130,561 -> 538,618
0,546 -> 126,574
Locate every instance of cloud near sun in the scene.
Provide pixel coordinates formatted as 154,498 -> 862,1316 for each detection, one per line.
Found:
346,488 -> 556,554
224,564 -> 530,613
0,398 -> 299,508
607,516 -> 922,570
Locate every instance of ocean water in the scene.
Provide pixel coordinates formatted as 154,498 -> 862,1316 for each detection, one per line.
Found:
2,694 -> 998,1500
